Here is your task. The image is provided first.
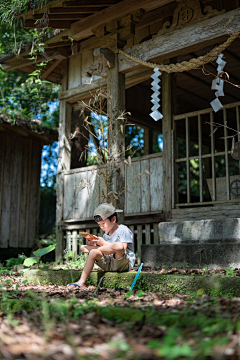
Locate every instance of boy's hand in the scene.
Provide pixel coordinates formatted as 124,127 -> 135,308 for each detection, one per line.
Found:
85,235 -> 97,246
90,236 -> 106,246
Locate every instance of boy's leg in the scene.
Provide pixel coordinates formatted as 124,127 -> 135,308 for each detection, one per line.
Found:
98,242 -> 125,259
81,244 -> 98,254
70,248 -> 103,287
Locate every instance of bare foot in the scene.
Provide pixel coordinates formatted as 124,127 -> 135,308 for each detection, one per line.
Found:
67,282 -> 86,289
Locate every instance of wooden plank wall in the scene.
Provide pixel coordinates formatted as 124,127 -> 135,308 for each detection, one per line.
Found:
63,153 -> 163,220
68,50 -> 101,90
0,132 -> 42,248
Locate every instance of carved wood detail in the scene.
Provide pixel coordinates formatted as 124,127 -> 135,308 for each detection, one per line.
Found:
154,0 -> 225,37
92,9 -> 145,49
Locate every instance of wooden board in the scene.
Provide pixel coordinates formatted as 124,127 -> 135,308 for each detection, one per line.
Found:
172,204 -> 240,220
74,170 -> 89,219
1,134 -> 12,247
140,159 -> 150,213
81,50 -> 94,84
62,153 -> 164,221
63,173 -> 75,219
27,141 -> 42,247
150,157 -> 163,211
207,175 -> 240,202
87,167 -> 100,217
18,138 -> 30,248
68,54 -> 82,89
125,161 -> 141,214
9,136 -> 22,247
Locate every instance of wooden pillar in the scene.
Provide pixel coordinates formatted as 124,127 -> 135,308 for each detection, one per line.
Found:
56,60 -> 71,261
107,54 -> 125,223
162,72 -> 175,221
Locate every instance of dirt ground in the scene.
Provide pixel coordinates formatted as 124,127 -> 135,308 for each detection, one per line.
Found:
1,271 -> 240,360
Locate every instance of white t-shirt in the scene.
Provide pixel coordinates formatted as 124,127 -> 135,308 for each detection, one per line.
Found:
103,224 -> 136,268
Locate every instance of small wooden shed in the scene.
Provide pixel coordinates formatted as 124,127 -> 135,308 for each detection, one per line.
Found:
0,114 -> 57,259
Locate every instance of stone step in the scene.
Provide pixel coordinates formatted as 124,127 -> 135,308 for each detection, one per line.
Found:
142,243 -> 240,268
159,218 -> 240,243
22,268 -> 240,297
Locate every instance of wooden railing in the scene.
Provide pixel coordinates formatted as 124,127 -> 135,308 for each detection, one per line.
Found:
62,152 -> 163,220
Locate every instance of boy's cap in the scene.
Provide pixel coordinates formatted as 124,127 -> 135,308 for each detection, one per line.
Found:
94,203 -> 123,220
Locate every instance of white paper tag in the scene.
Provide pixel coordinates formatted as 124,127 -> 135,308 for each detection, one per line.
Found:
210,98 -> 223,112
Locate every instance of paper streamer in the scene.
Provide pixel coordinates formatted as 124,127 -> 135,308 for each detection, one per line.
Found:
210,53 -> 226,112
150,67 -> 163,121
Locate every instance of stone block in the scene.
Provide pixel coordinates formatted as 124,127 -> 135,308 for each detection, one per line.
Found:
142,243 -> 240,269
159,218 -> 240,243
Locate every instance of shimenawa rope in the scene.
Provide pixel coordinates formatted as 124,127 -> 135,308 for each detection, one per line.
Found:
115,26 -> 240,73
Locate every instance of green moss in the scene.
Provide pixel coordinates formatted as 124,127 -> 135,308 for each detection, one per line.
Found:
97,306 -> 144,323
21,270 -> 240,297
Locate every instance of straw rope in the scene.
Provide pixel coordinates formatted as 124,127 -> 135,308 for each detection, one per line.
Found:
115,26 -> 240,73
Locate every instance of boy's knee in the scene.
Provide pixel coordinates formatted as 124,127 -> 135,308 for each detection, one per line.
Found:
89,248 -> 103,260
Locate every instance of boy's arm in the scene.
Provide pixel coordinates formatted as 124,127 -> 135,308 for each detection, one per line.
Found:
90,236 -> 108,247
97,241 -> 128,255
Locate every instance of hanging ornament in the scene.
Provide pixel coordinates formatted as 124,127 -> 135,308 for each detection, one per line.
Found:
150,67 -> 163,121
210,53 -> 226,112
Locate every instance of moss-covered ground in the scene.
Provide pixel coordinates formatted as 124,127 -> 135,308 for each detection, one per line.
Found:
22,268 -> 240,297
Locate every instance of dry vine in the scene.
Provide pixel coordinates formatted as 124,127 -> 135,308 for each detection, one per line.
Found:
69,88 -> 150,206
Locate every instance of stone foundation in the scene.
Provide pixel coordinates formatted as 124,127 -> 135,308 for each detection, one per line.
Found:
141,218 -> 240,268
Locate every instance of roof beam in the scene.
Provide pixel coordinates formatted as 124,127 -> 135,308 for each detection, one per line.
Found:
118,7 -> 240,73
62,0 -> 118,6
33,14 -> 89,20
41,59 -> 62,79
24,19 -> 74,29
49,7 -> 103,13
58,68 -> 152,102
69,0 -> 173,41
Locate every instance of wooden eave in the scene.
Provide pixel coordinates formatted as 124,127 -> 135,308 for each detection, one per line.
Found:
0,116 -> 58,143
1,0 -> 239,88
0,0 -> 178,83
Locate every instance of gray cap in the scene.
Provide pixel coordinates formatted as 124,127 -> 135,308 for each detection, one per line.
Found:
94,203 -> 123,220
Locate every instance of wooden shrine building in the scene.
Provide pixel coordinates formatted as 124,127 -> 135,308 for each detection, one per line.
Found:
0,114 -> 57,259
2,0 -> 240,266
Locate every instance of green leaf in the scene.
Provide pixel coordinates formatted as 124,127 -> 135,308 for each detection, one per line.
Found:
33,244 -> 56,257
23,257 -> 40,267
123,291 -> 134,298
136,290 -> 146,297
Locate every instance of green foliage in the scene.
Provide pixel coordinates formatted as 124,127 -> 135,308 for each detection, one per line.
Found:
23,244 -> 56,267
0,21 -> 60,123
0,1 -> 52,26
33,244 -> 56,257
225,267 -> 234,277
23,256 -> 40,267
5,254 -> 26,267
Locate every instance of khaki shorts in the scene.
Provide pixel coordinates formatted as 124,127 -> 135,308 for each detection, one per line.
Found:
96,253 -> 130,272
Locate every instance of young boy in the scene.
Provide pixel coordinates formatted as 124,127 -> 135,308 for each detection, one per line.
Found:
69,203 -> 136,288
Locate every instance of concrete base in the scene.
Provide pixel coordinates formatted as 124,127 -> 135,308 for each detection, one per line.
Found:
141,218 -> 240,268
159,218 -> 240,244
142,244 -> 240,268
